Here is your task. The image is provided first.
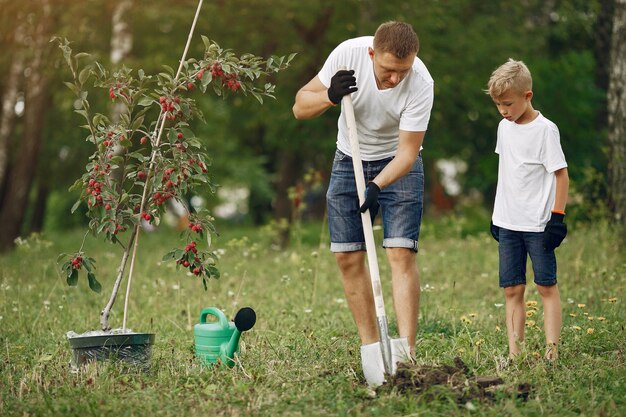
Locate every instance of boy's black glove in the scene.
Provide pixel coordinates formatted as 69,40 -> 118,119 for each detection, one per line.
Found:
490,221 -> 500,242
543,212 -> 567,251
328,70 -> 358,104
359,182 -> 380,213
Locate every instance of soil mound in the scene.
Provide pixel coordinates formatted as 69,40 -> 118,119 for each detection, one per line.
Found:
379,357 -> 531,404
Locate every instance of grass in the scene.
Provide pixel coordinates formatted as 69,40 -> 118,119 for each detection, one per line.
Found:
0,215 -> 624,416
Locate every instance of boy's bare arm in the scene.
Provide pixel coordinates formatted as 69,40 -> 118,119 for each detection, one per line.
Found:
553,168 -> 569,213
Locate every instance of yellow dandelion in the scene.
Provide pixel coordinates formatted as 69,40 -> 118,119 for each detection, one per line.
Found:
495,325 -> 502,332
577,303 -> 586,308
572,325 -> 581,331
525,320 -> 536,327
569,313 -> 577,317
475,339 -> 483,347
587,328 -> 594,334
457,348 -> 466,353
460,316 -> 472,324
526,300 -> 538,307
588,316 -> 594,321
584,312 -> 589,316
468,313 -> 477,318
526,310 -> 536,318
608,297 -> 617,303
597,316 -> 606,321
531,351 -> 541,359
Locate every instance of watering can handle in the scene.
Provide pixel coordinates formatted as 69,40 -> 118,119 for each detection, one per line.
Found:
198,307 -> 229,328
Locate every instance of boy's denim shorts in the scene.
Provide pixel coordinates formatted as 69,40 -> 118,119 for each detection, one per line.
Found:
498,227 -> 557,288
326,149 -> 424,253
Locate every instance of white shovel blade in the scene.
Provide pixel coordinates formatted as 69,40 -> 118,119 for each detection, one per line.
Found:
361,337 -> 411,386
360,342 -> 385,386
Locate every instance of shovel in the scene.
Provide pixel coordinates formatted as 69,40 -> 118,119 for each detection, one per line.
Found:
341,79 -> 410,386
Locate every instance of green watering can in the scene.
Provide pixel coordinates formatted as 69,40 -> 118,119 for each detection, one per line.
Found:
194,306 -> 256,367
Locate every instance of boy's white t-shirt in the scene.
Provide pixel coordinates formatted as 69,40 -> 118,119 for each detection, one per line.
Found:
317,36 -> 434,161
492,112 -> 568,232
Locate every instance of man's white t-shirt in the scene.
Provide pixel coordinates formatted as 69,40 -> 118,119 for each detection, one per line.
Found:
318,36 -> 434,161
492,112 -> 568,232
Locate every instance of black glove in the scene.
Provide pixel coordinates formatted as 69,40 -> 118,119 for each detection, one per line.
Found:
543,212 -> 567,251
490,221 -> 500,242
328,70 -> 358,104
359,182 -> 380,213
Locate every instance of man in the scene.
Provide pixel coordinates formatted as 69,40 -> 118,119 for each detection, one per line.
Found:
292,21 -> 434,382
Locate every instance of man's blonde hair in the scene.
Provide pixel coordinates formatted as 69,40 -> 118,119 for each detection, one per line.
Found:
373,21 -> 419,59
487,58 -> 533,97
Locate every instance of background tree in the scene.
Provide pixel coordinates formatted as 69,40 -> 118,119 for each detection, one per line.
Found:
608,0 -> 626,233
0,0 -> 617,251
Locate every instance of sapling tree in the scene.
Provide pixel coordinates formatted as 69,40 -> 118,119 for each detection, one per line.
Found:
55,26 -> 294,332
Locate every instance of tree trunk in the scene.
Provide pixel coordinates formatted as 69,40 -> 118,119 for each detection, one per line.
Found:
607,0 -> 626,231
109,0 -> 134,189
29,182 -> 49,233
0,0 -> 52,252
0,28 -> 26,197
273,149 -> 299,248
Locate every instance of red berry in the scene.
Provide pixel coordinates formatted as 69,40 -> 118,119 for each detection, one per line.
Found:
177,132 -> 183,139
105,204 -> 112,210
140,136 -> 148,145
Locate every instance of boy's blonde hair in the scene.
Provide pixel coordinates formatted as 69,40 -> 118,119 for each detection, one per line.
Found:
487,58 -> 533,98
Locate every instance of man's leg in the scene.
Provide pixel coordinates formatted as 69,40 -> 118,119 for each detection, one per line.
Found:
386,247 -> 419,355
335,251 -> 379,344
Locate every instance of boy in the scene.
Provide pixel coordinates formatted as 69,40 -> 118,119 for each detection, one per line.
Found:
487,59 -> 569,361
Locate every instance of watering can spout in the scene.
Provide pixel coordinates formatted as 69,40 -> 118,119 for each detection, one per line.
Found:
224,307 -> 257,364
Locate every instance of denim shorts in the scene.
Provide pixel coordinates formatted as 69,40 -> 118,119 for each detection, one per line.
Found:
326,149 -> 424,253
498,227 -> 557,287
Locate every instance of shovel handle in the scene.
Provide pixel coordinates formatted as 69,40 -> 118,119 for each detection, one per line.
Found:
340,66 -> 393,375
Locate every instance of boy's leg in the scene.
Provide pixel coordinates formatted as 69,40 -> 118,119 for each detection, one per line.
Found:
386,247 -> 420,355
537,284 -> 562,360
504,284 -> 526,357
498,228 -> 528,357
526,231 -> 561,360
335,251 -> 379,344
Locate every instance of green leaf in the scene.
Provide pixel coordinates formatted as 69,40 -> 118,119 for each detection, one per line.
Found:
82,257 -> 95,273
137,96 -> 153,107
70,199 -> 82,214
78,67 -> 91,86
64,82 -> 79,95
67,269 -> 78,286
74,52 -> 91,60
87,272 -> 102,293
161,65 -> 175,76
162,250 -> 178,261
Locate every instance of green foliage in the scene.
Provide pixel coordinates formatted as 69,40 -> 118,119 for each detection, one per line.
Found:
51,30 -> 293,330
0,219 -> 624,416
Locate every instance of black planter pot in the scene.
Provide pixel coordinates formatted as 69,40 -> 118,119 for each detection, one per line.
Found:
68,332 -> 155,370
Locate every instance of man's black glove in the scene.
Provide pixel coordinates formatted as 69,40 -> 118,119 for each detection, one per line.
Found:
490,221 -> 500,242
543,212 -> 567,251
328,70 -> 358,104
359,182 -> 380,213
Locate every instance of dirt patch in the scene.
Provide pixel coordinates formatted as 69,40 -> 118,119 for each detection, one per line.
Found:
378,357 -> 532,404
